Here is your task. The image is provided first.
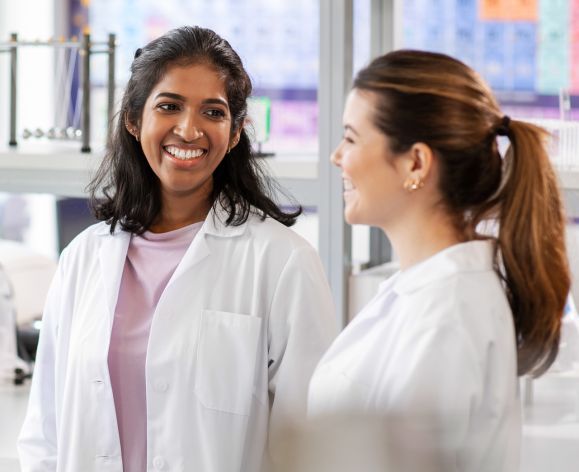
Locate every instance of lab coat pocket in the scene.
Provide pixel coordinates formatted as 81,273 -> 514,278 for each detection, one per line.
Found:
195,309 -> 262,415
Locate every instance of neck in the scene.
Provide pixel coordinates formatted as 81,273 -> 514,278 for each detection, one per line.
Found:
383,208 -> 464,270
150,193 -> 211,233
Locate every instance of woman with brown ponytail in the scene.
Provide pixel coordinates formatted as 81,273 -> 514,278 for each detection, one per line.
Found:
307,50 -> 570,471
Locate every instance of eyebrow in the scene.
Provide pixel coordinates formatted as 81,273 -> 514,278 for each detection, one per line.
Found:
154,92 -> 229,109
344,124 -> 359,135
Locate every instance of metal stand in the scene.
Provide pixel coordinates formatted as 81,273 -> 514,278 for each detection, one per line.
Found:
0,33 -> 116,153
80,33 -> 91,153
9,33 -> 17,146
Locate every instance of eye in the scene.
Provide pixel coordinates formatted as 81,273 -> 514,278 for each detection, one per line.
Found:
343,134 -> 355,144
205,109 -> 227,118
157,103 -> 180,112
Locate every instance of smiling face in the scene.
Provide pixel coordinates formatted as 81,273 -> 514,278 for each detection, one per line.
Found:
331,89 -> 410,229
131,62 -> 240,218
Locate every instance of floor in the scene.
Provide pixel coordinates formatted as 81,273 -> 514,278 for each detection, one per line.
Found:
2,373 -> 578,471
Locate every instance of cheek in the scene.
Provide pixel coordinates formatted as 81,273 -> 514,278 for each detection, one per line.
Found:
340,153 -> 357,176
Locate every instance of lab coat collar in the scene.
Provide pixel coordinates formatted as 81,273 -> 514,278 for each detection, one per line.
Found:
202,201 -> 249,238
166,203 -> 250,284
97,228 -> 131,318
94,202 -> 249,314
392,240 -> 496,295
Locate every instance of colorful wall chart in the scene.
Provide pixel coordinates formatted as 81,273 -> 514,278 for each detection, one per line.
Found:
402,0 -> 579,95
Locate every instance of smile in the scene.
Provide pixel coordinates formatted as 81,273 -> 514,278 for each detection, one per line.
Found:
164,145 -> 205,160
343,179 -> 355,191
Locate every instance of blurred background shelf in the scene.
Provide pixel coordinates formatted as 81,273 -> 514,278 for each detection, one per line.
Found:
0,144 -> 320,204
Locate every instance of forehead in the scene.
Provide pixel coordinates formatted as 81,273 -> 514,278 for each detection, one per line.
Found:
149,63 -> 228,102
343,89 -> 378,125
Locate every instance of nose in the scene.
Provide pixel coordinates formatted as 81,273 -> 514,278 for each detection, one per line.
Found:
330,144 -> 342,167
173,113 -> 204,141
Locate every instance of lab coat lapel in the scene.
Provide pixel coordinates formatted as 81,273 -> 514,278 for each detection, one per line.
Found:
168,227 -> 211,285
98,229 -> 131,319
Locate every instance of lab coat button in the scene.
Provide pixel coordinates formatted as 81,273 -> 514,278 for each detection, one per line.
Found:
154,380 -> 168,392
153,456 -> 166,469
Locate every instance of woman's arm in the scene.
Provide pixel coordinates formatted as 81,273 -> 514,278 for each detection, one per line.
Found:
266,245 -> 337,451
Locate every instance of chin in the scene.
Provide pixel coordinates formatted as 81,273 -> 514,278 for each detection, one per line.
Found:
344,210 -> 360,225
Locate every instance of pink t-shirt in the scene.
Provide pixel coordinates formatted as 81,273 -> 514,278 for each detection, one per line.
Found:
107,222 -> 203,472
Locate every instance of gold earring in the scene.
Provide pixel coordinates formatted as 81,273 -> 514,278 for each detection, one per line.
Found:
403,178 -> 424,192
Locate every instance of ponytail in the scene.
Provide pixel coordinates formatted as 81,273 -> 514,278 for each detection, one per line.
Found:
494,120 -> 570,376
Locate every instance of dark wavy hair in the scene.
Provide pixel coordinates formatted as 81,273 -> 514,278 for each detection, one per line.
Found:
355,50 -> 570,377
89,25 -> 301,234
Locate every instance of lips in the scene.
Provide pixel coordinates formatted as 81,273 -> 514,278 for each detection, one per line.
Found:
163,145 -> 206,160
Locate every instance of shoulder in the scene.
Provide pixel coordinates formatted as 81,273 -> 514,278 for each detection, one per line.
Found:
60,221 -> 126,263
411,270 -> 508,320
245,213 -> 316,254
395,270 -> 513,365
395,241 -> 510,328
240,214 -> 328,285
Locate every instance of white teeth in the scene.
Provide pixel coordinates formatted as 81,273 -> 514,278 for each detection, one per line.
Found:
165,145 -> 204,160
343,179 -> 354,191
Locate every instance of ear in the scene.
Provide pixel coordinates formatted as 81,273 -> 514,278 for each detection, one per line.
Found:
124,113 -> 139,139
229,126 -> 243,151
402,142 -> 434,182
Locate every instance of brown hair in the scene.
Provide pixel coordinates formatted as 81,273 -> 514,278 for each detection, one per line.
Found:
355,50 -> 570,377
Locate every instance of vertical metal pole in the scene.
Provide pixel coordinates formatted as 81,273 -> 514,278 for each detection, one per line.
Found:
107,33 -> 116,132
9,33 -> 18,146
81,32 -> 91,153
370,0 -> 395,59
368,0 -> 396,267
319,0 -> 353,327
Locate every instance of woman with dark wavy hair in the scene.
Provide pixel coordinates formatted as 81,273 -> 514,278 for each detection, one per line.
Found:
19,26 -> 335,472
308,50 -> 570,471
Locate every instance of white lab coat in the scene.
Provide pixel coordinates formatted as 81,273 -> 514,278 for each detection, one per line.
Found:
18,205 -> 336,472
308,240 -> 521,472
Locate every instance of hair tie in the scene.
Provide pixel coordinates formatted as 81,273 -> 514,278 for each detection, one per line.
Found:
495,115 -> 511,137
134,48 -> 143,59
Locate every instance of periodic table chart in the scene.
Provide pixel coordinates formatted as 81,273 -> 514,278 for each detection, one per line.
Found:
403,1 -> 579,169
402,0 -> 578,95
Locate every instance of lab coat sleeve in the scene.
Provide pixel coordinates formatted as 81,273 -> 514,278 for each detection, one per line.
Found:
267,245 -> 336,443
17,253 -> 67,471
